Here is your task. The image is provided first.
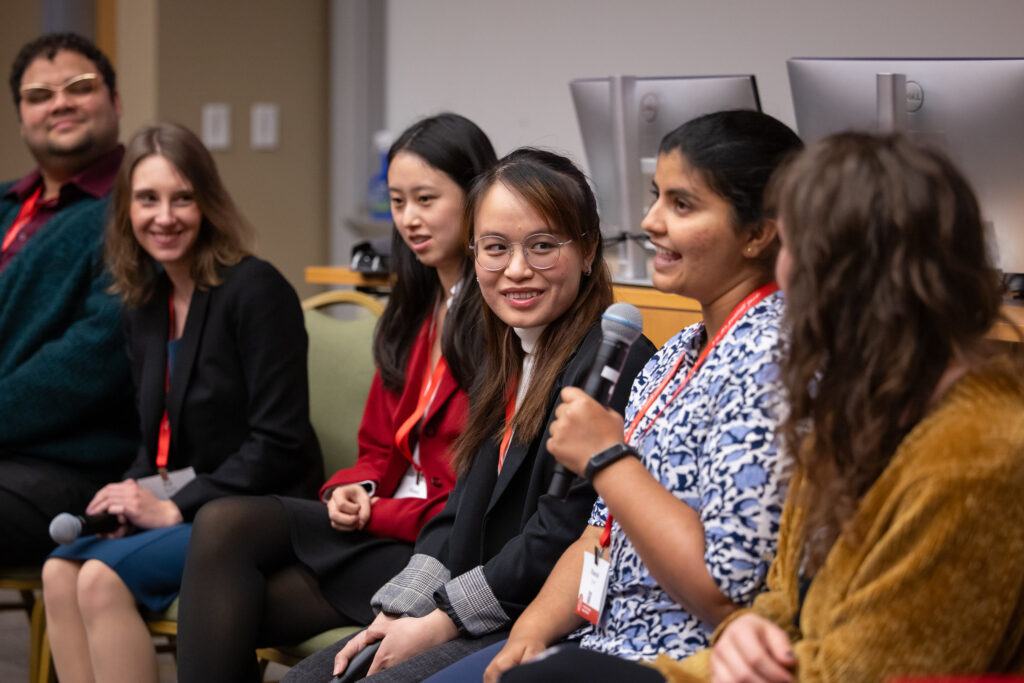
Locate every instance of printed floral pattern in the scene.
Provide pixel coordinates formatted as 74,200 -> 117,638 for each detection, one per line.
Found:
579,292 -> 791,660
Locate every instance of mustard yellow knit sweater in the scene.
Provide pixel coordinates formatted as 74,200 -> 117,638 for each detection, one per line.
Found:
655,359 -> 1024,682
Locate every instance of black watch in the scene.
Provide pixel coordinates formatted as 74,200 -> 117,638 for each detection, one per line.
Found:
584,443 -> 638,482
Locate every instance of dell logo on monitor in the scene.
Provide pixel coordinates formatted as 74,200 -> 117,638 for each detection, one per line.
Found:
906,80 -> 924,112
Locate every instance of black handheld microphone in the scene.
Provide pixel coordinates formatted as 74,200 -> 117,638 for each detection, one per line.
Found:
547,302 -> 644,498
331,641 -> 381,683
49,512 -> 121,545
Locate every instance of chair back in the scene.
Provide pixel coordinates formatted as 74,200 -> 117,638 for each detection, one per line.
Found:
302,291 -> 382,476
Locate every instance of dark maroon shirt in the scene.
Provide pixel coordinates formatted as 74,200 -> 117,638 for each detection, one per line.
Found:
0,145 -> 124,272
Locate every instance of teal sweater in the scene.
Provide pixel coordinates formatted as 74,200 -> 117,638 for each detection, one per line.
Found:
0,181 -> 136,472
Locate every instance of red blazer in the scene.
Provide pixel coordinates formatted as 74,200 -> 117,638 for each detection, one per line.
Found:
319,319 -> 465,542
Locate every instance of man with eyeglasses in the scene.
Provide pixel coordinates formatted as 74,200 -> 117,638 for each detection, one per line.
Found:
0,33 -> 136,566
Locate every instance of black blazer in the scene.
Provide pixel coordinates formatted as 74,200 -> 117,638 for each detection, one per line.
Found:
122,256 -> 322,519
417,321 -> 656,623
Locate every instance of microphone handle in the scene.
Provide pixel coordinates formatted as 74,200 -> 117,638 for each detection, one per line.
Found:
548,338 -> 631,498
83,512 -> 122,535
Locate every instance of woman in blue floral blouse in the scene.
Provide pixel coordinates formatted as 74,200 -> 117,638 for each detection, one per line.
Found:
425,109 -> 804,683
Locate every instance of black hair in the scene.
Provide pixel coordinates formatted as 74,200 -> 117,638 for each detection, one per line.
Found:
373,112 -> 498,392
659,109 -> 803,231
9,32 -> 117,105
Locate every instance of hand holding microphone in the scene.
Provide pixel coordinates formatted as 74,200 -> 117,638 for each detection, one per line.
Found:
547,302 -> 643,498
547,389 -> 627,477
50,479 -> 184,544
49,511 -> 123,545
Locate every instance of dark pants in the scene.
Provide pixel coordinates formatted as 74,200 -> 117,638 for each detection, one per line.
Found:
283,629 -> 509,683
502,645 -> 666,682
0,455 -> 113,566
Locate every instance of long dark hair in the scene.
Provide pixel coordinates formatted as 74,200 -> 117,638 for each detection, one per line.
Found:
775,132 -> 1003,573
373,113 -> 497,392
450,148 -> 612,474
105,123 -> 251,307
659,109 -> 803,272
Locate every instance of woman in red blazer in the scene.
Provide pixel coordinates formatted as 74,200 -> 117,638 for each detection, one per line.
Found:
175,113 -> 498,682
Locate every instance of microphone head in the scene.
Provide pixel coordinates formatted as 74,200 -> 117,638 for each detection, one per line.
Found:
601,302 -> 643,345
49,513 -> 83,545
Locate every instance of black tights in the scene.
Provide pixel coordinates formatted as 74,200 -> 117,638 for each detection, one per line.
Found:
176,496 -> 348,683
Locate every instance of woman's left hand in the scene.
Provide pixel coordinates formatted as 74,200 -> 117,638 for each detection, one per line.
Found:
546,387 -> 626,477
366,609 -> 459,675
711,613 -> 795,683
86,479 -> 184,530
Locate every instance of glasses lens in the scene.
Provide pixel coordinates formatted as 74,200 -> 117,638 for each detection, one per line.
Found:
65,75 -> 99,97
476,236 -> 509,271
524,234 -> 561,270
21,88 -> 54,105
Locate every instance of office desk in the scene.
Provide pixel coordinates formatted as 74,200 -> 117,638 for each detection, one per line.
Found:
305,266 -> 1023,347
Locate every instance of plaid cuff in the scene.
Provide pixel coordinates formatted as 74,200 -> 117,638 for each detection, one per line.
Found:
442,565 -> 510,636
371,553 -> 450,617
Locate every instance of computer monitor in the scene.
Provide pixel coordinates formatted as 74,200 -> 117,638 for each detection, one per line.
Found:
788,57 -> 1024,276
570,75 -> 761,282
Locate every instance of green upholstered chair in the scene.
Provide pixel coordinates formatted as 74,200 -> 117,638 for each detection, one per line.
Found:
252,290 -> 381,671
301,290 -> 381,475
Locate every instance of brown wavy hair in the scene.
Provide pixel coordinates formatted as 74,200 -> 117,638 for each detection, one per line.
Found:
449,148 -> 612,474
105,122 -> 252,307
774,132 -> 1004,573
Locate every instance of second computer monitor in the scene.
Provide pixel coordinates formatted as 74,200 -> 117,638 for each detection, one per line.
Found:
788,57 -> 1024,274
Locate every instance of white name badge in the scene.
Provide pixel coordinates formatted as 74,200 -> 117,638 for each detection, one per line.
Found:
575,548 -> 611,625
137,466 -> 196,500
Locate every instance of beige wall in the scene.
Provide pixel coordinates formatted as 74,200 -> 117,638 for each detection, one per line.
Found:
0,3 -> 41,181
387,0 -> 1024,171
152,0 -> 329,297
115,0 -> 158,138
0,1 -> 328,296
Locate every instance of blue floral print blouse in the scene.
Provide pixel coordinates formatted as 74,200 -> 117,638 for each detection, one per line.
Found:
578,291 -> 791,661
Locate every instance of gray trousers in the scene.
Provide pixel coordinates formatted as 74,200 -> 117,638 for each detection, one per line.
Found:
282,629 -> 509,683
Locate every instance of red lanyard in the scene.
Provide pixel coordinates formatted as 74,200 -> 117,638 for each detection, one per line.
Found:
394,312 -> 447,469
497,376 -> 519,472
599,282 -> 779,548
156,294 -> 176,473
2,186 -> 43,253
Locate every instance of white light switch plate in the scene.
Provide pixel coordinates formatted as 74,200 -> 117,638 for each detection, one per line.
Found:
250,103 -> 280,150
201,103 -> 231,150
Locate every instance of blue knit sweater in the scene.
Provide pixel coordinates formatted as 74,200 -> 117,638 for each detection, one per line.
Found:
0,181 -> 137,471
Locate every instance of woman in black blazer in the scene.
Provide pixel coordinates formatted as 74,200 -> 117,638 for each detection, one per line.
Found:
41,122 -> 321,683
284,149 -> 655,682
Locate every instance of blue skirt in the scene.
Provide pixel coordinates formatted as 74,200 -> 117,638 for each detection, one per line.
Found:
50,524 -> 192,613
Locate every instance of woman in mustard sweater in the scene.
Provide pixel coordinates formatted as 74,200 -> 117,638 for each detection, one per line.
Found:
506,133 -> 1024,681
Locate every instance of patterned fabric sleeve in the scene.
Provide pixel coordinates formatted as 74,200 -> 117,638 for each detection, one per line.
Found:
586,328 -> 686,530
369,553 -> 450,617
435,566 -> 510,636
697,325 -> 789,605
588,496 -> 609,527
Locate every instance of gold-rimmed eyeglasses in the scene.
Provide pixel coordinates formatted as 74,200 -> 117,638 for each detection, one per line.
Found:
470,233 -> 578,271
20,73 -> 101,106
